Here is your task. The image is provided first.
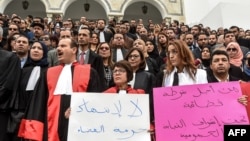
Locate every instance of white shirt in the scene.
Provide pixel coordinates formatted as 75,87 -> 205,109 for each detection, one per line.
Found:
99,31 -> 105,43
116,48 -> 123,62
164,67 -> 208,86
128,73 -> 136,88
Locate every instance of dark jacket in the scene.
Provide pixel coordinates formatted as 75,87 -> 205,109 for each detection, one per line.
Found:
88,50 -> 106,91
206,70 -> 240,83
112,47 -> 128,62
206,64 -> 243,80
145,57 -> 159,76
133,70 -> 156,123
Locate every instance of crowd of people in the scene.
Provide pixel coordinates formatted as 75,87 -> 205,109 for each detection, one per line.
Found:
0,13 -> 250,141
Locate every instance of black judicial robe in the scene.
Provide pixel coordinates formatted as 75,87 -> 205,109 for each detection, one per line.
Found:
18,63 -> 101,141
0,49 -> 21,140
17,66 -> 48,112
0,49 -> 21,110
7,66 -> 48,134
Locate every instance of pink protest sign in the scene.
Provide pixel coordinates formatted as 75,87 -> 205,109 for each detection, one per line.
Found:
153,81 -> 249,141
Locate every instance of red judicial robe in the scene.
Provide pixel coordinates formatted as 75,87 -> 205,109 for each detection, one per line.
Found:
18,63 -> 101,141
104,86 -> 145,94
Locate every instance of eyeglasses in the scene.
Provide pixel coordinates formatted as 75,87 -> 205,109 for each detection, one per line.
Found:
39,37 -> 50,41
13,20 -> 21,24
128,54 -> 140,59
99,47 -> 109,50
226,48 -> 237,52
9,28 -> 18,31
113,69 -> 126,74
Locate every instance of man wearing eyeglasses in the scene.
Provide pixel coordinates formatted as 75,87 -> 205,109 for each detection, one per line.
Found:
40,34 -> 52,50
10,16 -> 21,27
7,23 -> 19,37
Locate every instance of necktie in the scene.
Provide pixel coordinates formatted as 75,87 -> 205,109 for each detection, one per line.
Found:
172,72 -> 179,86
80,52 -> 85,64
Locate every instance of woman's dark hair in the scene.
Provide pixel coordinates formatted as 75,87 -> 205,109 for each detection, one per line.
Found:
4,32 -> 20,51
201,45 -> 211,58
96,42 -> 114,67
146,38 -> 159,59
113,60 -> 133,82
125,48 -> 146,71
49,34 -> 59,46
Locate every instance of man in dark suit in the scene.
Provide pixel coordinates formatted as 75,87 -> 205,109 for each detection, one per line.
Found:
96,19 -> 113,43
77,27 -> 105,91
207,49 -> 240,82
184,33 -> 197,51
192,33 -> 209,59
207,49 -> 248,114
230,26 -> 250,49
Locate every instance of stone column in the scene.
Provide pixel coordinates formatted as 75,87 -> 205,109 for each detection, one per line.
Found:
46,13 -> 53,23
117,16 -> 123,23
107,15 -> 123,23
47,13 -> 63,23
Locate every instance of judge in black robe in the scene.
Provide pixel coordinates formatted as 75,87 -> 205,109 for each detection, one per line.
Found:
8,41 -> 48,139
0,48 -> 21,141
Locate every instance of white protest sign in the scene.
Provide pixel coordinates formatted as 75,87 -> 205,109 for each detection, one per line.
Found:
68,93 -> 151,141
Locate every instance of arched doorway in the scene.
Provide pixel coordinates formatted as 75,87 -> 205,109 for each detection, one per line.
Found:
123,2 -> 162,25
4,0 -> 46,19
64,0 -> 107,21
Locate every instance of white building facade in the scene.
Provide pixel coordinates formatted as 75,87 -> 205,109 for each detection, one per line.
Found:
0,0 -> 185,25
